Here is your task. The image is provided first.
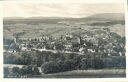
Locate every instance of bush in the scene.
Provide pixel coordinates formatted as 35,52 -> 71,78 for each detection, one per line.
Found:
79,56 -> 126,69
4,51 -> 37,65
41,61 -> 60,74
61,59 -> 76,71
4,53 -> 23,64
41,55 -> 105,74
9,65 -> 40,77
102,56 -> 126,68
20,66 -> 28,75
32,67 -> 40,75
79,57 -> 104,69
12,67 -> 20,74
4,67 -> 21,78
4,67 -> 10,77
93,58 -> 104,69
20,65 -> 40,75
79,58 -> 92,69
41,59 -> 78,74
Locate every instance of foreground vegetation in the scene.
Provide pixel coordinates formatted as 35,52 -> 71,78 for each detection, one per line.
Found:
4,66 -> 125,78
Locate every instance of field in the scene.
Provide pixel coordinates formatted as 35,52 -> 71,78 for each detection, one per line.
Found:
29,69 -> 126,78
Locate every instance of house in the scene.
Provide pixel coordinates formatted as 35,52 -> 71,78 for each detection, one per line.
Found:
79,47 -> 86,54
21,47 -> 27,51
64,43 -> 73,51
83,36 -> 98,46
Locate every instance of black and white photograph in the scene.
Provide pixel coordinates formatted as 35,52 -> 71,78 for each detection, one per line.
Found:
1,0 -> 127,79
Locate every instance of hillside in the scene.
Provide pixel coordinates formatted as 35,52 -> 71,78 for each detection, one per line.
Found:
4,13 -> 124,24
84,13 -> 124,21
3,13 -> 125,39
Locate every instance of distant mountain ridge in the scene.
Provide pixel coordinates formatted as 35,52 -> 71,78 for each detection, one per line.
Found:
3,13 -> 125,26
84,13 -> 124,21
4,13 -> 124,20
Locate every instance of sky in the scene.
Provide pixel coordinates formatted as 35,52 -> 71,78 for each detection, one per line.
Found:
3,3 -> 124,18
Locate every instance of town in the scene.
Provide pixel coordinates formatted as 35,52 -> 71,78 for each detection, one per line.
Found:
3,27 -> 126,78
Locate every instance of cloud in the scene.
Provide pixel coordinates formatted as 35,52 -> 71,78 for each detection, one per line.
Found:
3,3 -> 124,18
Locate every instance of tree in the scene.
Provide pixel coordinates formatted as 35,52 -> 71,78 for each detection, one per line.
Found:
79,58 -> 92,69
12,67 -> 20,77
21,51 -> 35,65
20,66 -> 28,76
41,61 -> 60,74
32,66 -> 40,75
12,67 -> 20,73
4,67 -> 10,77
93,57 -> 104,69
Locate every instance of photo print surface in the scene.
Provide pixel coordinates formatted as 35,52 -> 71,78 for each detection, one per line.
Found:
3,2 -> 126,78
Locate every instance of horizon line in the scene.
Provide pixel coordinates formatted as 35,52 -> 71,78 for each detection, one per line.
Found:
3,13 -> 124,19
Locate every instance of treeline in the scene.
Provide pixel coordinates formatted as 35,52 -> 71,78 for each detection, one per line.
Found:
41,55 -> 125,74
4,65 -> 40,78
4,51 -> 37,65
4,51 -> 126,74
41,56 -> 104,74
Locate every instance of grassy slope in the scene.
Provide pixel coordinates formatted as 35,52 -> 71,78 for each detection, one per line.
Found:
30,69 -> 125,78
4,64 -> 126,78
